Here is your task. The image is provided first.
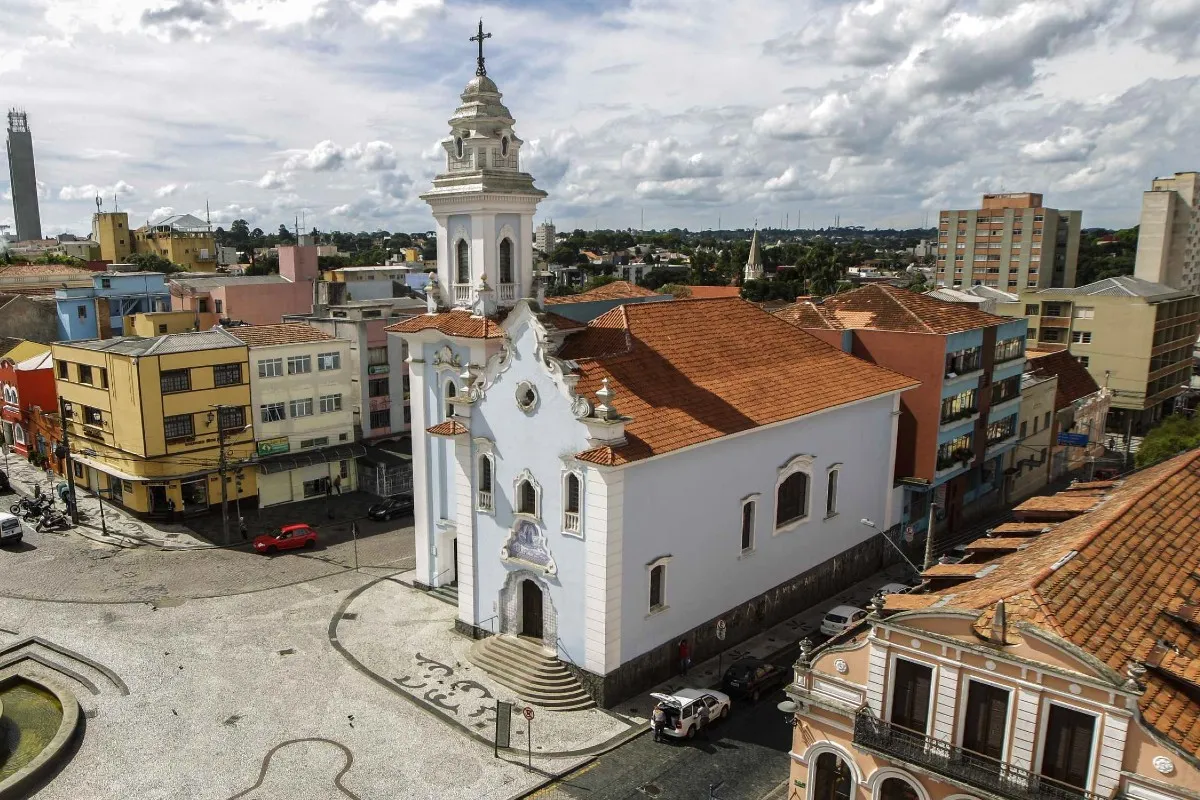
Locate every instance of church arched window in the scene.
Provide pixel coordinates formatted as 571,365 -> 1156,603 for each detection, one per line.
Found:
499,238 -> 514,284
445,381 -> 457,419
501,136 -> 509,157
455,136 -> 464,159
456,239 -> 470,285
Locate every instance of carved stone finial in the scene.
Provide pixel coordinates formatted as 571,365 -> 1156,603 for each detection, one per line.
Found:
474,273 -> 497,318
1124,662 -> 1147,692
426,272 -> 441,315
798,637 -> 814,666
594,378 -> 616,420
991,599 -> 1008,645
868,591 -> 886,616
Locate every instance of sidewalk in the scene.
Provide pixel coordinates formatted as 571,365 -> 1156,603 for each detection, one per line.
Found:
2,454 -> 210,550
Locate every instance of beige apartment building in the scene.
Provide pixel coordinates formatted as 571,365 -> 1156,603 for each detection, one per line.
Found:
992,276 -> 1199,434
1006,363 -> 1057,502
785,450 -> 1200,800
936,193 -> 1081,292
1134,171 -> 1200,292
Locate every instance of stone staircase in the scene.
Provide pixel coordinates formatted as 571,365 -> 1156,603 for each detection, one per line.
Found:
427,582 -> 459,607
468,635 -> 595,711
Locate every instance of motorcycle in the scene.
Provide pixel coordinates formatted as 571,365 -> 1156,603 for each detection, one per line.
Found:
35,508 -> 70,532
11,495 -> 52,519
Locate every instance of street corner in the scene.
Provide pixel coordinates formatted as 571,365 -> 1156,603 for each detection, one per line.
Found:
329,576 -> 635,760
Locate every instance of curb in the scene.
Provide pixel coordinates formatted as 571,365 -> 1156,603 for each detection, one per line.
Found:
327,573 -> 642,762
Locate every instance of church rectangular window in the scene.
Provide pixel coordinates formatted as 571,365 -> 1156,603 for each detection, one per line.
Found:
649,563 -> 666,612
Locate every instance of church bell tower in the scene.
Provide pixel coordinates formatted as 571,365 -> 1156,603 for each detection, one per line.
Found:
422,21 -> 548,313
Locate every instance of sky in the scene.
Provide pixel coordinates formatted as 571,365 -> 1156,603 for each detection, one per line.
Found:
2,0 -> 1200,238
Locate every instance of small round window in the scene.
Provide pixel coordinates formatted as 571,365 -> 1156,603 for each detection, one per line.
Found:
455,137 -> 464,158
516,381 -> 538,413
501,137 -> 509,157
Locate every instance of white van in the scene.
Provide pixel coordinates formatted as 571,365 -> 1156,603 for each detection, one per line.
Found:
0,511 -> 22,545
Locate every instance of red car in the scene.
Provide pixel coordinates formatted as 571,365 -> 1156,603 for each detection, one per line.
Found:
254,524 -> 318,554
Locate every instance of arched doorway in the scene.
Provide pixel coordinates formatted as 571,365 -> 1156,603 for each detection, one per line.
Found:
812,751 -> 853,800
879,776 -> 920,800
521,579 -> 543,639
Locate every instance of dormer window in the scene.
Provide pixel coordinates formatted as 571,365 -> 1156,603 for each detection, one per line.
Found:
501,136 -> 509,157
455,137 -> 464,158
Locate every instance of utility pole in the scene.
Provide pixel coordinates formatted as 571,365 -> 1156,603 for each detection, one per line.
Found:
57,395 -> 80,523
212,404 -> 230,544
922,495 -> 939,570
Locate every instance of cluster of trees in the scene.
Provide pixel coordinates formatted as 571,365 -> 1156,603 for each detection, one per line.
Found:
1136,412 -> 1200,468
1076,227 -> 1137,285
213,220 -> 437,267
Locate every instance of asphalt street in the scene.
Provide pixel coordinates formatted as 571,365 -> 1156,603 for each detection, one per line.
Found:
532,648 -> 800,800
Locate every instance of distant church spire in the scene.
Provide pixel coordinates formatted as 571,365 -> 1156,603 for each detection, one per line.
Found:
744,227 -> 764,282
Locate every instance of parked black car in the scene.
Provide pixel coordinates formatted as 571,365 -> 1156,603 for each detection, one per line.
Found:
367,495 -> 414,521
721,657 -> 788,701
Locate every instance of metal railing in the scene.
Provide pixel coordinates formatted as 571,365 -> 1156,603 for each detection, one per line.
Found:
478,615 -> 498,635
555,636 -> 582,670
852,710 -> 1102,800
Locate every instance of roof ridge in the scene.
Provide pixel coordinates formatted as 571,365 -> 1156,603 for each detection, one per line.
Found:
882,285 -> 938,334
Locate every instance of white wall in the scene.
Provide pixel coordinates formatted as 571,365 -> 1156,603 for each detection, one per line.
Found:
617,393 -> 899,664
249,338 -> 355,450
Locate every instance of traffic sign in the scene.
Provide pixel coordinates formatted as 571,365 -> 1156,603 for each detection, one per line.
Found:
1057,432 -> 1089,447
716,619 -> 727,641
523,705 -> 535,721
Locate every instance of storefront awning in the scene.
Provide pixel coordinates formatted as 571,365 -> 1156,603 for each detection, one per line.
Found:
255,443 -> 367,475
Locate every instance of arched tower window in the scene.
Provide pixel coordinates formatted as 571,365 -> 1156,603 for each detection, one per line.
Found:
445,381 -> 457,419
455,137 -> 464,159
518,479 -> 537,515
499,238 -> 514,284
456,239 -> 470,285
501,136 -> 509,157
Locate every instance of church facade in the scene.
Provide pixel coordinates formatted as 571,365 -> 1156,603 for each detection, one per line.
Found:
388,42 -> 923,705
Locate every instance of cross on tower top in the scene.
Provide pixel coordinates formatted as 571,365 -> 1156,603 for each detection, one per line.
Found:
470,19 -> 492,77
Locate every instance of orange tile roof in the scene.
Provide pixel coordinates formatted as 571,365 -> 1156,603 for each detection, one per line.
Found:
544,280 -> 659,305
1026,348 -> 1102,411
685,286 -> 742,300
889,449 -> 1200,758
921,563 -> 999,579
225,322 -> 333,347
963,537 -> 1032,552
989,521 -> 1055,536
427,420 -> 469,436
386,310 -> 506,339
1013,494 -> 1101,514
557,298 -> 918,465
0,264 -> 94,279
776,284 -> 1011,335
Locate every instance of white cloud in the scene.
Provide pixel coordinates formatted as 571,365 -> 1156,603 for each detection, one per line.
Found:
282,140 -> 346,172
59,180 -> 136,201
154,183 -> 182,198
255,170 -> 290,190
1020,128 -> 1096,163
347,141 -> 398,171
150,205 -> 175,220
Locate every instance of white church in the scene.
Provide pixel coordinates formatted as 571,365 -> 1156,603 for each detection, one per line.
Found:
389,32 -> 919,706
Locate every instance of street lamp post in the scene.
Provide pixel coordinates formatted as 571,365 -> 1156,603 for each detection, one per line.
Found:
860,518 -> 922,576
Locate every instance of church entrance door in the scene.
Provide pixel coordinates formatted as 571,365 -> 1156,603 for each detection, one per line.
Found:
521,579 -> 543,640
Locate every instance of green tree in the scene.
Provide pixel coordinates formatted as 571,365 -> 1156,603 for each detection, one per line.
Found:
550,245 -> 585,266
1136,415 -> 1200,468
639,267 -> 678,290
657,283 -> 692,298
421,238 -> 438,261
124,252 -> 183,274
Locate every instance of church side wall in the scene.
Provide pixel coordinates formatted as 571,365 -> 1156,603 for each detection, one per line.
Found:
596,393 -> 898,703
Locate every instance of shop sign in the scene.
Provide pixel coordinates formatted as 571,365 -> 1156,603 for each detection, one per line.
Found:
368,364 -> 390,375
257,437 -> 290,456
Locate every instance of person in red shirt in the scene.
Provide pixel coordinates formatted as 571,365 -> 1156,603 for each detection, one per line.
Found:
678,639 -> 691,676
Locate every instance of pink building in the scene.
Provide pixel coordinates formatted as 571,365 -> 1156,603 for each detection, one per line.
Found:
170,245 -> 316,325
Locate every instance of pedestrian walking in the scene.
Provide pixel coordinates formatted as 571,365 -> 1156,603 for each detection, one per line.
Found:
165,497 -> 175,524
678,639 -> 691,676
239,516 -> 248,541
651,704 -> 666,742
696,700 -> 710,739
333,475 -> 342,495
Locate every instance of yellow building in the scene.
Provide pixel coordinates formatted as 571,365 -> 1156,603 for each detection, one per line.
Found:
94,211 -> 217,271
51,328 -> 255,517
992,276 -> 1200,434
92,211 -> 133,263
122,309 -> 219,337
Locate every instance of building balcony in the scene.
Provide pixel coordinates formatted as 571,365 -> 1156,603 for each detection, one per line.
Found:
1039,316 -> 1071,328
564,511 -> 580,533
498,283 -> 516,303
986,433 -> 1019,456
852,710 -> 1102,800
477,490 -> 493,512
452,283 -> 472,305
939,410 -> 979,433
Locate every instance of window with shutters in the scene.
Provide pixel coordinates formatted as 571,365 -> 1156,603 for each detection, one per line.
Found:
517,478 -> 537,516
889,658 -> 933,734
1040,704 -> 1096,790
962,680 -> 1010,762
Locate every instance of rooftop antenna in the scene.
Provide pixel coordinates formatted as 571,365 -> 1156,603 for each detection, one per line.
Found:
95,196 -> 102,214
205,199 -> 212,231
113,191 -> 120,212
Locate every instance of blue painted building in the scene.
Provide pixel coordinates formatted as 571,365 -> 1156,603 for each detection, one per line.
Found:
55,272 -> 170,341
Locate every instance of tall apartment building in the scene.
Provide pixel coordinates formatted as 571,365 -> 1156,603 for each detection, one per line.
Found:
534,221 -> 555,254
6,110 -> 43,242
1134,171 -> 1200,292
936,193 -> 1081,291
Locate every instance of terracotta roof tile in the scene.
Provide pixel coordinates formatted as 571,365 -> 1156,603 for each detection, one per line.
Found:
1013,494 -> 1101,514
921,563 -> 1000,579
1027,349 -> 1102,410
890,449 -> 1200,758
963,537 -> 1032,552
225,323 -> 333,347
558,298 -> 917,464
989,521 -> 1056,536
544,280 -> 659,305
386,310 -> 506,339
427,420 -> 469,436
777,284 -> 1011,335
685,286 -> 742,299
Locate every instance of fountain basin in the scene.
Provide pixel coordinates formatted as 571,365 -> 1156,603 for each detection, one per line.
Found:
0,673 -> 81,799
